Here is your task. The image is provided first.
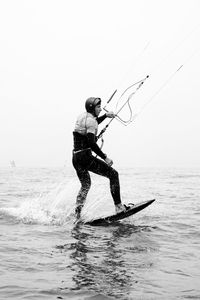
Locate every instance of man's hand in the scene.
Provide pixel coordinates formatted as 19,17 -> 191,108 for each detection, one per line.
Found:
106,111 -> 115,118
104,156 -> 113,166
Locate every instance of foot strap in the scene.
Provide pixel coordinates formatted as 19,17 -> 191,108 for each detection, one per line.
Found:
125,203 -> 135,210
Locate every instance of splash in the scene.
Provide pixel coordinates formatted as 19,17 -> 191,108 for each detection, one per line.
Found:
1,179 -> 78,225
1,177 -> 115,225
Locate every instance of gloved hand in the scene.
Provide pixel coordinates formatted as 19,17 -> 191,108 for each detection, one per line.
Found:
106,111 -> 116,118
104,156 -> 113,166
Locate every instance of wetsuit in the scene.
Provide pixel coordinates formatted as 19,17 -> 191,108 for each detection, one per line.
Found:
72,112 -> 122,213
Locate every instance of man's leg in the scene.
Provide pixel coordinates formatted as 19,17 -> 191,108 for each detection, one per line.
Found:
88,156 -> 121,205
75,167 -> 91,218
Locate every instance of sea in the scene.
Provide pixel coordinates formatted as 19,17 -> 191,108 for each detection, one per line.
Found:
0,166 -> 199,300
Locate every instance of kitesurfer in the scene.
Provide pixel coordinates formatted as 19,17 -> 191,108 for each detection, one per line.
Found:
72,97 -> 130,218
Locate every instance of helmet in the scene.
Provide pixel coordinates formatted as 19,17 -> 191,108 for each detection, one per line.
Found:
85,97 -> 101,115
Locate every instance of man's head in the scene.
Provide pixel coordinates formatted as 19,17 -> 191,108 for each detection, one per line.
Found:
85,97 -> 101,117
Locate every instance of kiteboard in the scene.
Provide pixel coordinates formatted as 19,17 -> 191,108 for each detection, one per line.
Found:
85,199 -> 155,226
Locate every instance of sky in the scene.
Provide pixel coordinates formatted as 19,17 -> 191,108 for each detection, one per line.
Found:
0,0 -> 200,168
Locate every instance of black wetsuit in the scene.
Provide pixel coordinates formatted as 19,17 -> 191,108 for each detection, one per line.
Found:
72,112 -> 122,211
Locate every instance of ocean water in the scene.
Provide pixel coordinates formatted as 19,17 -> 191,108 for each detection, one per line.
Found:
0,166 -> 199,300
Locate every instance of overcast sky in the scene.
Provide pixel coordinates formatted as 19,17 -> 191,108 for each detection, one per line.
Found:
0,0 -> 200,168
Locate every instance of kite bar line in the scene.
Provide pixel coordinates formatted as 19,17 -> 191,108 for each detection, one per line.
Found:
98,75 -> 150,139
97,24 -> 200,141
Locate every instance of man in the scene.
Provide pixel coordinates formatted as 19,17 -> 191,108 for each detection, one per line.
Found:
72,97 -> 130,219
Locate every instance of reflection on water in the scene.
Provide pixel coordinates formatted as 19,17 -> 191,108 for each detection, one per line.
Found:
56,222 -> 158,299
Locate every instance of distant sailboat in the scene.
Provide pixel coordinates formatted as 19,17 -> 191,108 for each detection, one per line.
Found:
10,160 -> 16,168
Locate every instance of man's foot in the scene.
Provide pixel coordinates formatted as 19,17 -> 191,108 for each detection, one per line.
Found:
115,203 -> 132,214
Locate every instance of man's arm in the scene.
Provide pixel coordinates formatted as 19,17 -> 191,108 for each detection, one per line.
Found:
96,114 -> 107,124
87,133 -> 106,159
97,111 -> 115,124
